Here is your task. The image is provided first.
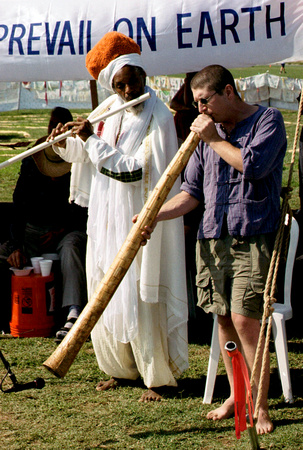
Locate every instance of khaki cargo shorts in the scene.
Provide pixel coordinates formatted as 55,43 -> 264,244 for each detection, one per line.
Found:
196,233 -> 275,320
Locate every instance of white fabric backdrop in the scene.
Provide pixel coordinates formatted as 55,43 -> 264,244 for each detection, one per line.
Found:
0,1 -> 302,82
0,73 -> 301,112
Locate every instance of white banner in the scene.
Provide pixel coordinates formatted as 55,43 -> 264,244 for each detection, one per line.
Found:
0,0 -> 302,82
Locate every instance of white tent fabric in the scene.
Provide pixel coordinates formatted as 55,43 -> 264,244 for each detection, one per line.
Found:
0,1 -> 303,82
0,73 -> 301,112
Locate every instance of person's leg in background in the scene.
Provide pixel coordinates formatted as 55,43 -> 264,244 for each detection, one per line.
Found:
55,231 -> 88,341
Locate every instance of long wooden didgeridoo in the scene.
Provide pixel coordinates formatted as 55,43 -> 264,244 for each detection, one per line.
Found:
0,93 -> 150,170
43,130 -> 200,378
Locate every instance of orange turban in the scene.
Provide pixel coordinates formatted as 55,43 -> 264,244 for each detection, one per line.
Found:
86,31 -> 141,80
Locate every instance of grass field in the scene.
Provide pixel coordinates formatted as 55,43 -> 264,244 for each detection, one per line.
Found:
1,68 -> 303,449
230,63 -> 303,80
0,330 -> 303,449
173,62 -> 303,81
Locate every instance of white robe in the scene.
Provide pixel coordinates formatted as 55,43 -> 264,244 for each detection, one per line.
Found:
54,88 -> 188,386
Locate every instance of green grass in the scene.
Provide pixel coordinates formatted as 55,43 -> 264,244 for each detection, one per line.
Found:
0,336 -> 302,449
230,63 -> 303,80
174,62 -> 303,81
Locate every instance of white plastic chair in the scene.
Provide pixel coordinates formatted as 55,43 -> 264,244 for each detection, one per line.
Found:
203,216 -> 299,404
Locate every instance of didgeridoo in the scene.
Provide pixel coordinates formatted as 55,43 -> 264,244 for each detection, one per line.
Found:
0,92 -> 150,170
43,130 -> 200,378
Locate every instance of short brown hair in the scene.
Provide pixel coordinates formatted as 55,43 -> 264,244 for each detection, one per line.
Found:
191,65 -> 239,97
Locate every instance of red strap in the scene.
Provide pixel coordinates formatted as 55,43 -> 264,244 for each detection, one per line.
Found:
227,347 -> 254,439
44,81 -> 48,105
97,121 -> 105,137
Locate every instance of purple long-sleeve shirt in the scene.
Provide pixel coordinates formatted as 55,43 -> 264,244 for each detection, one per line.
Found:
181,106 -> 287,239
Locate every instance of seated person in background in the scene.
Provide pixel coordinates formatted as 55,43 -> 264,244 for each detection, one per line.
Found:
1,107 -> 88,340
0,239 -> 14,333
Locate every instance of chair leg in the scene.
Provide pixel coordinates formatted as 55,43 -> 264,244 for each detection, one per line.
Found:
271,313 -> 294,403
203,315 -> 220,404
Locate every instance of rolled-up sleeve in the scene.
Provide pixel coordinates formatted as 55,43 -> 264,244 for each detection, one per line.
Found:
181,144 -> 204,202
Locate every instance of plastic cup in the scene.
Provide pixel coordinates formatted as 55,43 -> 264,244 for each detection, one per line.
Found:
39,259 -> 53,277
31,256 -> 44,274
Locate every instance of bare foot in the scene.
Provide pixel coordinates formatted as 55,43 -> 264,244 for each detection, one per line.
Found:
96,377 -> 118,391
255,407 -> 274,435
207,396 -> 234,420
139,388 -> 163,402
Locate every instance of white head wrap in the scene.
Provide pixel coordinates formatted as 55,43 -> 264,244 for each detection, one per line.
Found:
98,53 -> 146,92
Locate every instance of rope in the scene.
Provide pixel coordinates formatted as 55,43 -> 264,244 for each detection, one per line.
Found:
251,87 -> 303,420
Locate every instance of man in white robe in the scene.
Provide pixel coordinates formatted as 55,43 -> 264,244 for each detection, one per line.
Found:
50,31 -> 188,401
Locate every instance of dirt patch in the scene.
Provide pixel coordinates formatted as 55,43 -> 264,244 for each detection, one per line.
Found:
0,131 -> 31,138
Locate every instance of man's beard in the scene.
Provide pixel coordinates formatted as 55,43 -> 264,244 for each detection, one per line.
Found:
126,101 -> 145,115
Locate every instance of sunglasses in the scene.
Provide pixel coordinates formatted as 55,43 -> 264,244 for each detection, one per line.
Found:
192,92 -> 217,108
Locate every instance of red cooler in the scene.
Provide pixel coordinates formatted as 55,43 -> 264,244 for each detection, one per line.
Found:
10,273 -> 55,337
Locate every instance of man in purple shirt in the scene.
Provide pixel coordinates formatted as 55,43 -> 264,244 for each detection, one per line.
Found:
139,65 -> 286,434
